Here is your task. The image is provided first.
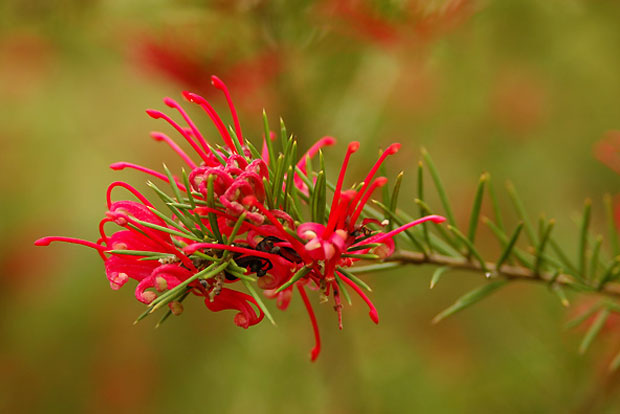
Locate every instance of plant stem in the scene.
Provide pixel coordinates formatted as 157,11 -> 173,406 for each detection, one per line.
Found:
387,249 -> 620,298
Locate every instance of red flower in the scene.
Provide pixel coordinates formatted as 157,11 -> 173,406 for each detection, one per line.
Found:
36,76 -> 445,360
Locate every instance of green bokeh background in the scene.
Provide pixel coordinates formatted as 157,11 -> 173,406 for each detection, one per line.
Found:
2,1 -> 620,412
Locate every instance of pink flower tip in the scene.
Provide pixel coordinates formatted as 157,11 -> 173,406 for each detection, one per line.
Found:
34,237 -> 51,246
182,91 -> 202,103
211,75 -> 224,89
145,109 -> 162,119
386,143 -> 401,155
149,132 -> 164,141
310,347 -> 320,362
375,177 -> 389,186
369,308 -> 379,324
109,162 -> 126,171
428,215 -> 446,224
348,141 -> 360,152
321,136 -> 337,146
162,97 -> 176,107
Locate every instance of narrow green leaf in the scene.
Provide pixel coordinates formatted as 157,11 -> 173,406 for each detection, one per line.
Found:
487,174 -> 505,233
131,217 -> 201,241
283,165 -> 295,212
417,161 -> 433,253
228,127 -> 245,160
534,219 -> 555,275
225,212 -> 246,245
107,249 -> 170,257
398,208 -> 461,257
447,225 -> 489,273
609,348 -> 620,372
245,138 -> 262,161
496,222 -> 524,271
589,235 -> 603,281
432,280 -> 507,323
162,164 -> 183,202
311,171 -> 326,224
148,207 -> 199,239
371,200 -> 428,255
334,273 -> 352,306
242,278 -> 276,326
341,253 -> 381,260
483,217 -> 533,269
579,308 -> 610,354
549,238 -> 580,277
506,181 -> 537,246
263,109 -> 276,171
597,256 -> 620,289
206,175 -> 223,243
279,117 -> 288,153
145,261 -> 228,316
566,301 -> 603,329
348,262 -> 400,273
467,173 -> 487,245
551,283 -> 570,307
430,266 -> 449,289
336,266 -> 372,292
578,199 -> 592,278
415,198 -> 459,251
271,154 -> 285,207
605,193 -> 620,255
207,144 -> 226,166
155,290 -> 191,328
262,176 -> 274,209
387,171 -> 404,232
275,266 -> 311,293
421,148 -> 456,227
181,168 -> 211,238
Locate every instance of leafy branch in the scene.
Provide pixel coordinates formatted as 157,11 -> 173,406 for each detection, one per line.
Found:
371,148 -> 620,369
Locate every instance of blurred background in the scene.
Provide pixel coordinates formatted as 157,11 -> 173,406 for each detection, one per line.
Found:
2,0 -> 620,412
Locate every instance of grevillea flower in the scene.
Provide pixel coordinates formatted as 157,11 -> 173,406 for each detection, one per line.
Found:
36,75 -> 445,360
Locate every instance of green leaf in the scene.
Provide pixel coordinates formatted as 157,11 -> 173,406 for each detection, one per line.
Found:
534,219 -> 555,275
578,199 -> 592,278
589,235 -> 603,281
467,173 -> 487,245
242,278 -> 276,326
421,148 -> 456,227
415,198 -> 460,251
417,161 -> 433,253
551,283 -> 570,307
487,174 -> 505,233
311,171 -> 326,224
275,266 -> 311,293
206,175 -> 223,243
447,225 -> 489,273
348,262 -> 400,273
605,194 -> 620,255
263,110 -> 276,171
334,273 -> 352,306
372,200 -> 428,255
336,266 -> 372,292
506,181 -> 537,246
430,266 -> 449,289
432,280 -> 507,323
162,164 -> 183,202
496,222 -> 524,271
388,171 -> 404,231
579,308 -> 610,354
609,347 -> 620,371
566,301 -> 602,329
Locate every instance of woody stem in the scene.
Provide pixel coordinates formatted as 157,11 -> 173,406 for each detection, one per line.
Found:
386,250 -> 620,299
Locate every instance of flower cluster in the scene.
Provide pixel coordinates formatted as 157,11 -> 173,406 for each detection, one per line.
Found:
36,76 -> 444,360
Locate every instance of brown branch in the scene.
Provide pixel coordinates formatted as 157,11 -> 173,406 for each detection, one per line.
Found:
386,250 -> 620,299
